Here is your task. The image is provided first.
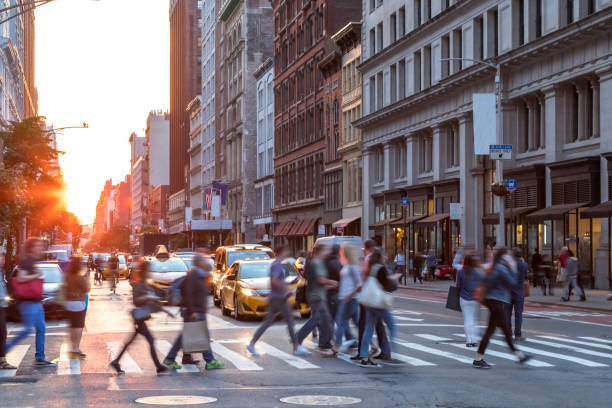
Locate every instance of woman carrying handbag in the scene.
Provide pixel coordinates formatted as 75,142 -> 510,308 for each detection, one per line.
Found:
358,248 -> 397,366
110,261 -> 168,375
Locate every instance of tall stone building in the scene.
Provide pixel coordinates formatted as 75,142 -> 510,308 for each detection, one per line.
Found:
271,0 -> 362,251
169,0 -> 202,195
355,0 -> 612,289
216,0 -> 273,244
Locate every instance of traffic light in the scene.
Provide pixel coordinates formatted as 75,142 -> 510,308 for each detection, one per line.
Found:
158,226 -> 162,233
134,225 -> 140,233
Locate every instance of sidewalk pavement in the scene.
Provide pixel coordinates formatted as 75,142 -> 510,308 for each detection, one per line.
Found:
398,279 -> 612,312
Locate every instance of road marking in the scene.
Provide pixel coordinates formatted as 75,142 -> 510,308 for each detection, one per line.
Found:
524,338 -> 612,359
578,336 -> 612,346
393,339 -> 474,364
210,342 -> 263,371
395,324 -> 480,327
302,339 -> 381,368
456,336 -> 607,367
257,342 -> 319,369
393,316 -> 424,322
392,310 -> 423,315
450,334 -> 552,367
155,340 -> 200,373
58,343 -> 81,375
106,341 -> 142,374
538,336 -> 612,350
207,314 -> 237,329
0,345 -> 29,378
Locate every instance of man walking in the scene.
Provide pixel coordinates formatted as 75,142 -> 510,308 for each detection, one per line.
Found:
506,248 -> 527,341
163,255 -> 224,370
6,238 -> 56,367
295,245 -> 337,356
247,245 -> 310,357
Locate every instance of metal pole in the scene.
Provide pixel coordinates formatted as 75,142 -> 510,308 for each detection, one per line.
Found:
496,64 -> 506,248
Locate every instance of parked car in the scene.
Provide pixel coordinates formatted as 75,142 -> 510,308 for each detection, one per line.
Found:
218,259 -> 309,320
212,244 -> 273,306
7,263 -> 65,321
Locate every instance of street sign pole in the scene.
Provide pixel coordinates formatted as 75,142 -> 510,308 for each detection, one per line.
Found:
495,64 -> 505,248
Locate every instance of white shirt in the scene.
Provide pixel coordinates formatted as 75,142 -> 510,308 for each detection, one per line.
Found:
394,253 -> 406,265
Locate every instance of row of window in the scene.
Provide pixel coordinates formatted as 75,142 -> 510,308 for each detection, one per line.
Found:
274,102 -> 324,156
255,184 -> 274,219
342,58 -> 362,95
346,158 -> 363,204
324,170 -> 342,211
275,58 -> 323,115
342,105 -> 362,147
275,6 -> 324,74
274,152 -> 324,207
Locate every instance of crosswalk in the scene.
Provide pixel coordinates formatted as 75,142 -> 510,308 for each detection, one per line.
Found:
2,331 -> 610,377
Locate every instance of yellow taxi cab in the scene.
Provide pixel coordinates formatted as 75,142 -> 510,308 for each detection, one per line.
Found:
102,254 -> 130,280
218,258 -> 309,320
212,244 -> 273,306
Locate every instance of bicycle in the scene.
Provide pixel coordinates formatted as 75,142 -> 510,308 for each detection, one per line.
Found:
110,270 -> 119,294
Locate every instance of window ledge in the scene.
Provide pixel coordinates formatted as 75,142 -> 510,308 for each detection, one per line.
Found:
562,138 -> 600,152
445,166 -> 459,174
392,176 -> 407,184
516,149 -> 545,160
417,171 -> 434,180
373,182 -> 385,189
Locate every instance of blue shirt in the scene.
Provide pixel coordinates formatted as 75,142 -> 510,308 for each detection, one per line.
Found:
456,267 -> 483,301
483,263 -> 517,304
511,260 -> 528,299
268,259 -> 287,301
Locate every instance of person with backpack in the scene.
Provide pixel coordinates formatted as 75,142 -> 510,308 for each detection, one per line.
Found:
358,248 -> 396,366
295,244 -> 337,356
163,255 -> 224,370
472,248 -> 531,369
456,253 -> 483,348
109,261 -> 168,375
561,249 -> 586,302
247,245 -> 311,357
332,243 -> 362,353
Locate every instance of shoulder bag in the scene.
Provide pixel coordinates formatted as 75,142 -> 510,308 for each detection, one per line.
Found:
358,264 -> 393,310
11,272 -> 43,300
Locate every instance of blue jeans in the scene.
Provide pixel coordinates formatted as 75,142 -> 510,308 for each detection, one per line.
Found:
6,301 -> 46,360
359,307 -> 395,358
167,312 -> 215,362
334,298 -> 359,346
297,299 -> 333,348
504,297 -> 524,337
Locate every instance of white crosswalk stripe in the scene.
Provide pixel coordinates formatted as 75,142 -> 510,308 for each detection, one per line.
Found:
453,335 -> 608,367
393,338 -> 475,364
210,341 -> 263,371
524,338 -> 612,359
106,341 -> 142,374
257,342 -> 320,369
58,343 -> 81,375
578,336 -> 612,346
537,336 -> 612,350
445,335 -> 553,367
0,345 -> 29,378
155,340 -> 200,373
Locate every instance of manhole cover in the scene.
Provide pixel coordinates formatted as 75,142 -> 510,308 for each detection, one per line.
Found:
280,395 -> 362,405
135,395 -> 217,405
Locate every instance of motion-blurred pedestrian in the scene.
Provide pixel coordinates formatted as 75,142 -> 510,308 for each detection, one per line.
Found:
473,249 -> 531,369
0,252 -> 15,370
5,238 -> 56,367
456,253 -> 482,348
325,244 -> 343,335
247,245 -> 311,357
535,254 -> 554,295
561,250 -> 586,302
506,248 -> 527,341
393,251 -> 406,285
412,252 -> 424,284
332,243 -> 362,353
296,244 -> 337,356
110,261 -> 167,375
358,248 -> 396,366
64,256 -> 90,359
164,255 -> 224,370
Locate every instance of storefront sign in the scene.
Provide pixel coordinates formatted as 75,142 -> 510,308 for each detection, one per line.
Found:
337,227 -> 344,235
450,203 -> 464,220
401,197 -> 409,206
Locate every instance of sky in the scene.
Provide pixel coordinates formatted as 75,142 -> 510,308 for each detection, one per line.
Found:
35,0 -> 169,225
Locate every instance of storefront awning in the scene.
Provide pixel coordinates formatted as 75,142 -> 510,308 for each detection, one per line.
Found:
525,202 -> 589,222
387,217 -> 404,227
415,213 -> 450,225
368,220 -> 387,229
581,201 -> 612,218
295,218 -> 318,236
274,222 -> 294,237
482,207 -> 538,224
332,216 -> 361,228
390,215 -> 427,226
287,220 -> 304,236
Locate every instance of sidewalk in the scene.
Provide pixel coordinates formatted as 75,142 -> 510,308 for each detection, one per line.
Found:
398,279 -> 612,312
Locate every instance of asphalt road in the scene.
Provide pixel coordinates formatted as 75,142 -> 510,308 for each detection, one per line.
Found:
2,279 -> 611,408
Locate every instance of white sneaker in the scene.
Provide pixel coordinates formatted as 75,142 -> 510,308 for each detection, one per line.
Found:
338,339 -> 357,353
293,345 -> 311,357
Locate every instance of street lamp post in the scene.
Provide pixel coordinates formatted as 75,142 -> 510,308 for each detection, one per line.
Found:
440,58 -> 505,248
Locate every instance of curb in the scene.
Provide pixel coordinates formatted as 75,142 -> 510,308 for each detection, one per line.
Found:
398,286 -> 612,313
